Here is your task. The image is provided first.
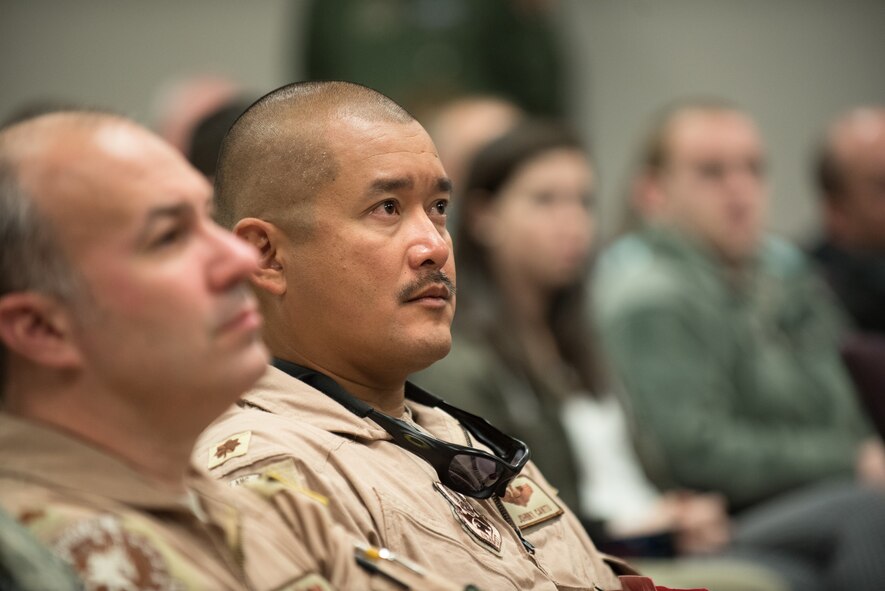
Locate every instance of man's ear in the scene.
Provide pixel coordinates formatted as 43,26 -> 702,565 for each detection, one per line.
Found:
632,173 -> 668,223
234,217 -> 287,296
0,292 -> 82,369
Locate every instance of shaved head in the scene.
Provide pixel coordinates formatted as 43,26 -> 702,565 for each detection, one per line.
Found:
817,107 -> 885,201
816,107 -> 885,250
215,81 -> 415,236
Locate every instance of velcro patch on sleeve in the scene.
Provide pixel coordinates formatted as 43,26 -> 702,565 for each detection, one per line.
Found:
238,458 -> 329,507
261,458 -> 329,506
207,431 -> 252,469
499,475 -> 563,529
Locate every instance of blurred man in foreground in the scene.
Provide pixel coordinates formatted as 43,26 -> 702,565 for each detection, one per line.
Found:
0,111 -> 464,590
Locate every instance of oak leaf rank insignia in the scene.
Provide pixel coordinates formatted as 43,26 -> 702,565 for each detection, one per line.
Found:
207,431 -> 252,469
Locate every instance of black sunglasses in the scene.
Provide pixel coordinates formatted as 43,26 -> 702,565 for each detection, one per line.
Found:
271,358 -> 530,499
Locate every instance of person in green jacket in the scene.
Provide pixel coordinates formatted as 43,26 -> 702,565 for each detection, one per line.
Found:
414,119 -> 799,591
594,100 -> 885,511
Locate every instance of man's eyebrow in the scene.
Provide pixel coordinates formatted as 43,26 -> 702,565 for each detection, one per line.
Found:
136,202 -> 194,241
367,177 -> 414,195
437,177 -> 453,194
366,176 -> 453,196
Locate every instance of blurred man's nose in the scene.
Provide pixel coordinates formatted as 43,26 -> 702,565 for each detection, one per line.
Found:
207,222 -> 260,290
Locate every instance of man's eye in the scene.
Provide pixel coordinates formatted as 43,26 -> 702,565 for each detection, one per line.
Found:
151,225 -> 186,248
746,159 -> 766,180
431,200 -> 449,215
373,200 -> 399,216
531,191 -> 555,206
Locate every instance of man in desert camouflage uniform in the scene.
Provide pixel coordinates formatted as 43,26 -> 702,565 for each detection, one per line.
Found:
0,111 -> 467,591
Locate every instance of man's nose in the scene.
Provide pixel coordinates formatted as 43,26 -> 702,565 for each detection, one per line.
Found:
207,222 -> 260,290
406,212 -> 451,270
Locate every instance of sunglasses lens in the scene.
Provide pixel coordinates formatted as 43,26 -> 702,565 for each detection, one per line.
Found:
448,453 -> 504,492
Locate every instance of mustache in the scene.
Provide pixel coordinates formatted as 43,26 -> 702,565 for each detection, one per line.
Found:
398,270 -> 456,302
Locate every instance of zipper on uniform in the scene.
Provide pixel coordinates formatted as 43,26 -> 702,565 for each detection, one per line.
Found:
493,495 -> 535,555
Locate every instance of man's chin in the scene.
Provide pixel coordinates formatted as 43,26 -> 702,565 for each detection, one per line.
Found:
223,343 -> 271,394
407,335 -> 453,373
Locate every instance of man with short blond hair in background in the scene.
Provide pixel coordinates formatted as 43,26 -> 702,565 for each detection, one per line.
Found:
595,100 -> 885,591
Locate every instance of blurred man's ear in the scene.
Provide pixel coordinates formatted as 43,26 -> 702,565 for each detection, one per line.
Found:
631,173 -> 669,224
0,293 -> 82,369
234,218 -> 286,296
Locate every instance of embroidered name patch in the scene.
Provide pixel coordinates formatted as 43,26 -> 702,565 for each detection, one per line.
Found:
208,431 -> 252,469
228,473 -> 262,488
500,475 -> 563,529
433,482 -> 502,554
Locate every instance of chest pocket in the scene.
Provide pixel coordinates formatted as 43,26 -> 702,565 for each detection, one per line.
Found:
376,488 -> 517,587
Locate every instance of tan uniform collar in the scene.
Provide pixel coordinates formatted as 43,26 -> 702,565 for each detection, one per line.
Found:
0,412 -> 192,511
241,365 -> 467,445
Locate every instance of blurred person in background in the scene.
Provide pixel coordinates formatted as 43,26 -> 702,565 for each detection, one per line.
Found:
414,120 -> 789,591
423,95 -> 524,242
425,95 -> 524,195
811,106 -> 885,455
152,74 -> 241,156
592,100 -> 885,590
812,107 -> 885,336
0,110 -> 465,591
186,97 -> 254,180
595,100 -> 882,509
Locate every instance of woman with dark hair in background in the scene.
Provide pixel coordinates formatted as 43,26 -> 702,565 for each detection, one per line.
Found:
413,120 -> 787,591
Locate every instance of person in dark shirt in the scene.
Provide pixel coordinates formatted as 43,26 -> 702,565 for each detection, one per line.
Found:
812,107 -> 885,335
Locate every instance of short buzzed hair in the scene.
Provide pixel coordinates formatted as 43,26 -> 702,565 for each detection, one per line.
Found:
214,81 -> 415,236
638,97 -> 742,174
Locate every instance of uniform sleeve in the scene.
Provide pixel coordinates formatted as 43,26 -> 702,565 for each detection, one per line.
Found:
598,294 -> 860,508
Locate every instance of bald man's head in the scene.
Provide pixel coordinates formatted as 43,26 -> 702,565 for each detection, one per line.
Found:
0,112 -> 120,302
816,107 -> 885,250
214,81 -> 414,236
0,111 -> 126,392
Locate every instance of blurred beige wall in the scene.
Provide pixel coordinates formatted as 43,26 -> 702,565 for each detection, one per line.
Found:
561,0 -> 885,242
0,0 -> 304,126
2,0 -> 883,241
